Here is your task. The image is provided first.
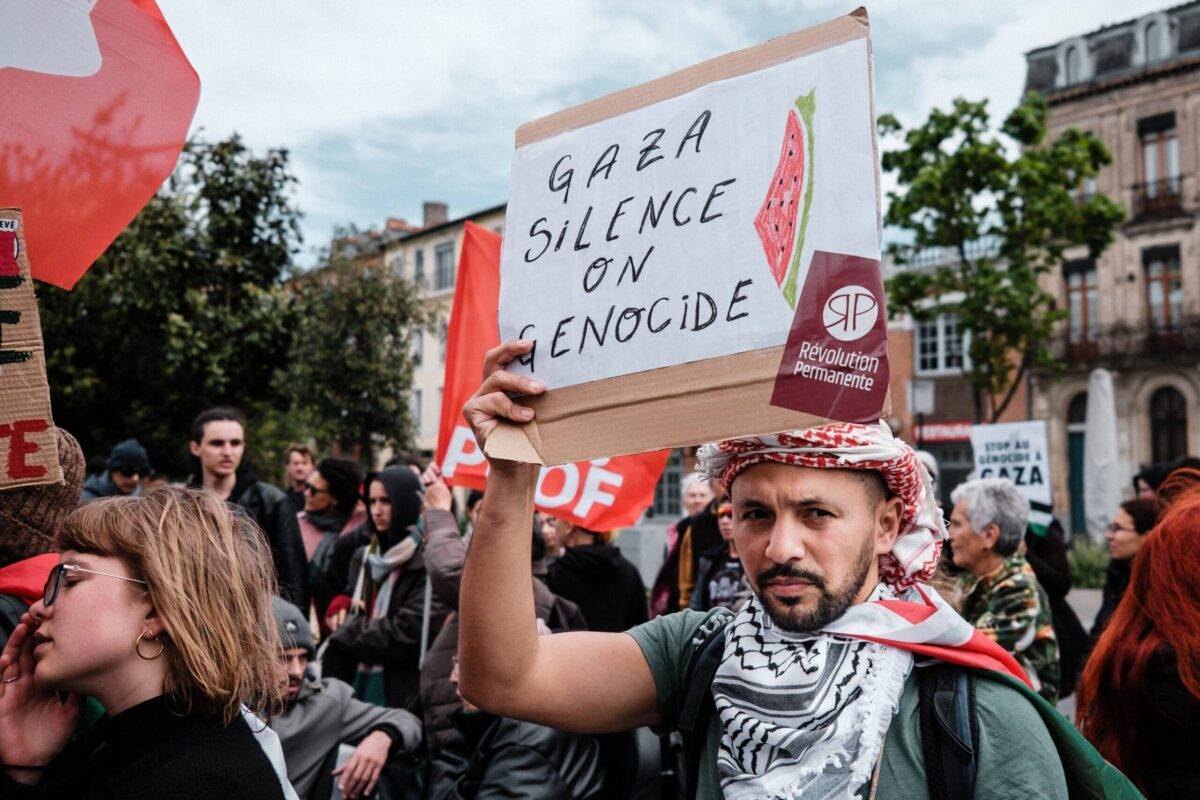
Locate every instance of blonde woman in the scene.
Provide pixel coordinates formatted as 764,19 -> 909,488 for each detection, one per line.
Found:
0,487 -> 290,798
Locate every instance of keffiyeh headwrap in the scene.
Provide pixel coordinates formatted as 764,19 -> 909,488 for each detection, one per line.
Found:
698,420 -> 946,589
697,421 -> 1026,800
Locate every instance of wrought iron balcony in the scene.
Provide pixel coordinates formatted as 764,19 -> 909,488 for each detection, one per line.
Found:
1049,317 -> 1200,369
1130,177 -> 1184,221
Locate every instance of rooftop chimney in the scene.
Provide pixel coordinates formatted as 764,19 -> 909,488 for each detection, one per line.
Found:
423,202 -> 448,228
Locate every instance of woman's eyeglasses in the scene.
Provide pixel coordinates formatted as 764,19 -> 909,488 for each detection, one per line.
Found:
43,563 -> 148,607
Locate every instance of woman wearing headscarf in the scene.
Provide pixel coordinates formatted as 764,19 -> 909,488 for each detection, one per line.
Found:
321,466 -> 447,712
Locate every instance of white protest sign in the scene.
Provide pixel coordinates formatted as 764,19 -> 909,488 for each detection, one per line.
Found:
969,420 -> 1054,534
484,11 -> 885,466
498,36 -> 879,389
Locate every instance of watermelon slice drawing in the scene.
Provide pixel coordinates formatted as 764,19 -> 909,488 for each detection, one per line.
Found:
755,89 -> 815,309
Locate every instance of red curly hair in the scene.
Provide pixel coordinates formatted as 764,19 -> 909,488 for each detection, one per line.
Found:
1077,495 -> 1200,789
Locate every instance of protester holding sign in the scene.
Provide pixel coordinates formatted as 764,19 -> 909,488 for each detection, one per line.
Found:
454,336 -> 1143,800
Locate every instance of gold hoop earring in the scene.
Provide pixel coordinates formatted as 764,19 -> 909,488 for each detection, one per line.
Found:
135,631 -> 165,660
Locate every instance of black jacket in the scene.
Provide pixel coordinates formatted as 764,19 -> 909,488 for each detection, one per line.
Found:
420,508 -> 588,753
428,711 -> 605,800
1134,646 -> 1200,798
0,695 -> 285,799
548,544 -> 647,634
321,467 -> 447,712
191,472 -> 309,611
1024,521 -> 1087,696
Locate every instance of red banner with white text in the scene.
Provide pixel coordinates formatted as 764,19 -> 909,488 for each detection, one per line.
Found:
0,0 -> 199,288
436,222 -> 669,530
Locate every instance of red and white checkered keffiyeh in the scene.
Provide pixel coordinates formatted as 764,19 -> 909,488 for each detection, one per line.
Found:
697,421 -> 946,589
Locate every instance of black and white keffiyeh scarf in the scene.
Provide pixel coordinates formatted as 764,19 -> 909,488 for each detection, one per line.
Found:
713,583 -> 913,800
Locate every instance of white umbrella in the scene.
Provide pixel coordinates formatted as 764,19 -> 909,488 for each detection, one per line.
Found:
1083,368 -> 1121,542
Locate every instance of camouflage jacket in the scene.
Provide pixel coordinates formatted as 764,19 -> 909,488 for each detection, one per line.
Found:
962,553 -> 1061,702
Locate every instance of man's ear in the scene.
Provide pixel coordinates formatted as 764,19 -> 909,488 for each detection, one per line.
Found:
981,522 -> 1002,550
188,440 -> 201,458
874,496 -> 904,555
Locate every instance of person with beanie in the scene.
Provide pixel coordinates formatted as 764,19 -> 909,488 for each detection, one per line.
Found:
268,598 -> 421,800
302,457 -> 367,627
546,519 -> 648,634
79,438 -> 151,503
0,427 -> 86,648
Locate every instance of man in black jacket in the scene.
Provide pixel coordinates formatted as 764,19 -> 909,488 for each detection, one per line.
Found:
546,519 -> 647,634
188,406 -> 309,610
428,647 -> 605,800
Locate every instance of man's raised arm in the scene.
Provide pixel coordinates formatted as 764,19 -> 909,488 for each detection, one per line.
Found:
457,340 -> 662,734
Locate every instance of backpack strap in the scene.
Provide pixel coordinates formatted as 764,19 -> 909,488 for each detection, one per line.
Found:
677,613 -> 731,800
918,662 -> 979,800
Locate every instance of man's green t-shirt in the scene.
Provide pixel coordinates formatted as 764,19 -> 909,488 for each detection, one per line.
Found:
628,608 -> 1069,800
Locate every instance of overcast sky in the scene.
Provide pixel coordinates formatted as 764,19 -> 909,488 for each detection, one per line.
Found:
158,1 -> 1168,261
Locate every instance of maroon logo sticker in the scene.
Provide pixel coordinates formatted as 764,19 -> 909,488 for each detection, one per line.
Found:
770,250 -> 889,423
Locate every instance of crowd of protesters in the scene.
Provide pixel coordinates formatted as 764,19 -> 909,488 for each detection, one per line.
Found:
0,382 -> 1195,799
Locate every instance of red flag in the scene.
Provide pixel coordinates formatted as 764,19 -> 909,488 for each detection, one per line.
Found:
0,0 -> 200,288
437,222 -> 669,530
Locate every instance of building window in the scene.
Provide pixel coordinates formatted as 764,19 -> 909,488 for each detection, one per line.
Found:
1140,114 -> 1179,197
1144,245 -> 1183,332
652,450 -> 684,518
1146,21 -> 1163,61
1064,45 -> 1080,84
411,328 -> 424,366
435,242 -> 456,290
413,249 -> 425,286
915,313 -> 965,376
411,389 -> 423,434
1150,386 -> 1188,463
1064,259 -> 1098,342
390,251 -> 404,278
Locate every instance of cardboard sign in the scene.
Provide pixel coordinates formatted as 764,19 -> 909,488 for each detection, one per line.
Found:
969,421 -> 1053,535
436,222 -> 670,530
0,210 -> 61,489
0,0 -> 199,288
490,9 -> 885,465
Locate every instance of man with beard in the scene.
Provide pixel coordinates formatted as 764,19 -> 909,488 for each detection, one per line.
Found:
454,340 -> 1139,800
269,598 -> 420,799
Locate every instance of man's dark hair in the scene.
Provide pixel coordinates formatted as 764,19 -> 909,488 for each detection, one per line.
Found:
190,406 -> 246,443
384,451 -> 424,472
466,489 -> 485,511
857,470 -> 890,507
531,520 -> 547,562
316,457 -> 364,513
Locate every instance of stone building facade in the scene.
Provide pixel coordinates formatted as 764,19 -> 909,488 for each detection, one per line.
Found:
1026,3 -> 1200,535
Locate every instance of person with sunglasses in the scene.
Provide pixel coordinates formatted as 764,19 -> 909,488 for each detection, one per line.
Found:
79,438 -> 151,504
0,487 -> 293,798
688,501 -> 752,613
1089,497 -> 1163,645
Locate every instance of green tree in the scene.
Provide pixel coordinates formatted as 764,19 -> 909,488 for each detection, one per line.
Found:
880,93 -> 1124,422
287,245 -> 430,462
39,135 -> 302,477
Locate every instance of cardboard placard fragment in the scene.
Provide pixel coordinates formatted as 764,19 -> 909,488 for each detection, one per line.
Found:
0,210 -> 61,489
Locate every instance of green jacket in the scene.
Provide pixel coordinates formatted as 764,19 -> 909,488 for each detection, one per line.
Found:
628,608 -> 1141,799
963,552 -> 1061,702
